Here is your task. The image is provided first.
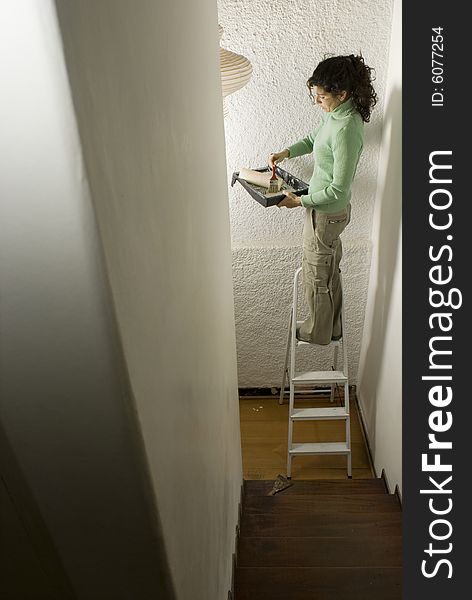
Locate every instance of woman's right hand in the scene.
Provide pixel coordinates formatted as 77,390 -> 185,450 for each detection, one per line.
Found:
269,149 -> 290,167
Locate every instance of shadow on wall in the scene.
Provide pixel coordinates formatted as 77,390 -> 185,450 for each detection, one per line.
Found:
0,422 -> 75,597
358,84 -> 402,450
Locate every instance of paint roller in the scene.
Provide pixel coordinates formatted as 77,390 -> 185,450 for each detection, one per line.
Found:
238,168 -> 283,193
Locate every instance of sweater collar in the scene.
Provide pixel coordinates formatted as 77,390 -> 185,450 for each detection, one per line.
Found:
330,97 -> 355,117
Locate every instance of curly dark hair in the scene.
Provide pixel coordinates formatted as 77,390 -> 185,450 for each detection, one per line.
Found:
307,54 -> 377,122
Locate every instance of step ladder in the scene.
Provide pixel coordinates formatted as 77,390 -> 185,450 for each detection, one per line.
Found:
279,267 -> 352,478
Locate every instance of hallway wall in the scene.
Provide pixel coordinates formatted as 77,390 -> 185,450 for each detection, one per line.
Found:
218,0 -> 394,386
1,1 -> 242,599
0,2 -> 175,597
357,0 -> 402,495
55,1 -> 242,599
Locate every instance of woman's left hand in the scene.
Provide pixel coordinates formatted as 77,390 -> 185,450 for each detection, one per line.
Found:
277,192 -> 302,209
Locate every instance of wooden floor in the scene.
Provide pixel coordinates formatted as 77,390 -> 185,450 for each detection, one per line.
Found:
235,390 -> 401,599
239,388 -> 373,480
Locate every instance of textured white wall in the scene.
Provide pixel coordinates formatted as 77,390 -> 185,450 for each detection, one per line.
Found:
218,0 -> 394,386
55,1 -> 242,599
357,0 -> 402,494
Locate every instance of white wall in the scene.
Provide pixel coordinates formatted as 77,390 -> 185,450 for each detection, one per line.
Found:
55,1 -> 242,600
218,0 -> 394,387
0,2 -> 175,597
1,1 -> 242,599
357,0 -> 402,494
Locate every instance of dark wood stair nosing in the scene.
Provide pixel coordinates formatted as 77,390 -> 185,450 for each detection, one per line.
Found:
234,566 -> 402,600
243,477 -> 387,496
239,511 -> 402,538
236,535 -> 402,568
243,494 -> 402,516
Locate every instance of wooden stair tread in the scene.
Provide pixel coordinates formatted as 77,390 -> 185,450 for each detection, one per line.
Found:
235,455 -> 401,597
243,493 -> 401,515
234,567 -> 402,600
243,478 -> 386,496
240,511 -> 402,538
237,535 -> 402,567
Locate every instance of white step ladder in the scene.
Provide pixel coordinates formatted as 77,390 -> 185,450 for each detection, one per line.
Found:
279,267 -> 352,478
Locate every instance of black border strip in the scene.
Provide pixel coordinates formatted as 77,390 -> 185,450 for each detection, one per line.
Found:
404,2 -> 467,596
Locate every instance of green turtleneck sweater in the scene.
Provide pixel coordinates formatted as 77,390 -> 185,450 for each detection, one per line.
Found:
287,98 -> 364,213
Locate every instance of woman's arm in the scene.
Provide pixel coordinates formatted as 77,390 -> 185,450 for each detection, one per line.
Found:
270,123 -> 323,167
277,192 -> 302,208
287,122 -> 323,159
269,148 -> 290,167
287,132 -> 315,159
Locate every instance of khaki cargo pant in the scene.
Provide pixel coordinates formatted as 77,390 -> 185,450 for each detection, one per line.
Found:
297,204 -> 351,345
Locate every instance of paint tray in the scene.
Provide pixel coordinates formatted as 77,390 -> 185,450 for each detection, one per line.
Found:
231,166 -> 309,208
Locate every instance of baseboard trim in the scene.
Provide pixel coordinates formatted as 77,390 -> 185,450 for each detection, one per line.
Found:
394,483 -> 402,507
228,479 -> 244,600
355,391 -> 375,469
352,390 -> 376,478
239,385 -> 357,398
238,387 -> 280,397
357,392 -> 402,498
380,468 -> 390,493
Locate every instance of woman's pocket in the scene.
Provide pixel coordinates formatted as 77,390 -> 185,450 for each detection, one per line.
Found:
302,250 -> 332,288
316,205 -> 350,249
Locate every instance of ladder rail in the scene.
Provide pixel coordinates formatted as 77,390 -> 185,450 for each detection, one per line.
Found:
345,381 -> 352,476
290,267 -> 302,383
339,272 -> 349,378
287,267 -> 302,477
285,266 -> 352,478
339,272 -> 351,476
279,311 -> 292,405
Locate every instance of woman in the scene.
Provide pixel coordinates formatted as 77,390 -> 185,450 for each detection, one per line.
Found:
270,54 -> 377,344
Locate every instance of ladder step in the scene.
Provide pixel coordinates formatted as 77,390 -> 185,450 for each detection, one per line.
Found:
291,407 -> 348,421
292,370 -> 348,384
289,442 -> 350,456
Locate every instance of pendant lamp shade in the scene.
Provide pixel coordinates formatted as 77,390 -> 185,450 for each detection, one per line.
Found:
219,25 -> 252,117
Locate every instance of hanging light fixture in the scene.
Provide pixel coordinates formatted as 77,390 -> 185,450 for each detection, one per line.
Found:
219,24 -> 252,118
